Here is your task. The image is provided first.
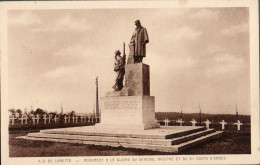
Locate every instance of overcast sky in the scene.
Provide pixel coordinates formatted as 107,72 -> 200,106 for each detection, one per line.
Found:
8,8 -> 250,115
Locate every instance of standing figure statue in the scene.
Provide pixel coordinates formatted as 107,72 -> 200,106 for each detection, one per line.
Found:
129,20 -> 149,63
112,49 -> 126,91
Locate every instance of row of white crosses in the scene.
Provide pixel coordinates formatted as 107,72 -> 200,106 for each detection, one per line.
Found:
43,114 -> 53,124
9,114 -> 29,125
10,114 -> 93,125
218,120 -> 242,130
162,118 -> 243,131
9,114 -> 43,125
64,115 -> 94,124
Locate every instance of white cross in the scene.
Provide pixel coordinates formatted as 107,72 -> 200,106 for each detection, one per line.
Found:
204,119 -> 211,129
32,116 -> 36,125
48,114 -> 52,123
64,115 -> 67,124
67,115 -> 71,123
72,115 -> 75,123
54,115 -> 58,124
190,119 -> 197,127
19,116 -> 23,124
75,116 -> 78,123
80,116 -> 83,122
19,115 -> 26,124
43,114 -> 48,124
164,118 -> 169,126
176,118 -> 184,126
24,115 -> 28,124
220,120 -> 227,130
19,115 -> 27,124
15,113 -> 20,119
234,120 -> 243,130
36,114 -> 40,124
9,115 -> 16,125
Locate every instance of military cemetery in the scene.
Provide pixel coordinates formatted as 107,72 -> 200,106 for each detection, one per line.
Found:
5,6 -> 255,161
10,17 -> 251,154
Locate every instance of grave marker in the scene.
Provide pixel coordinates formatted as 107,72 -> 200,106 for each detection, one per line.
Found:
190,119 -> 197,127
48,114 -> 52,123
64,115 -> 67,124
9,115 -> 15,125
80,116 -> 83,123
54,115 -> 58,124
32,116 -> 36,125
72,115 -> 75,123
176,118 -> 184,126
220,120 -> 227,130
164,118 -> 169,126
68,116 -> 71,123
234,120 -> 242,130
36,114 -> 40,124
19,115 -> 26,124
75,116 -> 78,123
15,113 -> 20,119
204,119 -> 211,129
43,114 -> 47,124
24,115 -> 28,124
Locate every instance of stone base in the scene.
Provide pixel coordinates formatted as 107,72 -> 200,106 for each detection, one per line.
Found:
20,126 -> 223,153
124,63 -> 150,96
100,95 -> 158,130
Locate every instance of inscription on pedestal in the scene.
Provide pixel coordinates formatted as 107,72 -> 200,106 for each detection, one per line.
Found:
104,101 -> 138,110
100,96 -> 159,129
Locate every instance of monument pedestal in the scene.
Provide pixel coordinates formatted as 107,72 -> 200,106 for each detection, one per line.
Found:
96,96 -> 160,130
98,63 -> 160,130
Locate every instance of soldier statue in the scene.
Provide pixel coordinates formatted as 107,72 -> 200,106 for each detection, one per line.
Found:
112,49 -> 126,91
129,20 -> 149,63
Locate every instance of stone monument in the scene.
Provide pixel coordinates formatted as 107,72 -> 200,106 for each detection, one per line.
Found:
96,20 -> 159,130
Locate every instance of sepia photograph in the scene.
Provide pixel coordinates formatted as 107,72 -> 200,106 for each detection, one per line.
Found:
1,1 -> 259,165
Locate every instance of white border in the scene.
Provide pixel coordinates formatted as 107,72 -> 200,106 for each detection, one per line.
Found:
1,1 -> 259,164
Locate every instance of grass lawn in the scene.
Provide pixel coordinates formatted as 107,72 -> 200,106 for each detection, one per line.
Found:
9,128 -> 251,157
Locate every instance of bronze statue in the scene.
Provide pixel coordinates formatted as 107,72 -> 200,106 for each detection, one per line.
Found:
112,46 -> 126,91
129,20 -> 149,63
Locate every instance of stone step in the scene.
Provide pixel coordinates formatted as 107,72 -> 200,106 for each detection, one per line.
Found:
170,129 -> 215,145
28,128 -> 214,146
39,126 -> 206,139
124,131 -> 223,153
28,132 -> 172,146
164,126 -> 206,139
175,131 -> 223,152
20,131 -> 223,153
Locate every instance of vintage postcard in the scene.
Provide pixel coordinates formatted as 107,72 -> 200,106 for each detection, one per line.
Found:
1,0 -> 259,165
